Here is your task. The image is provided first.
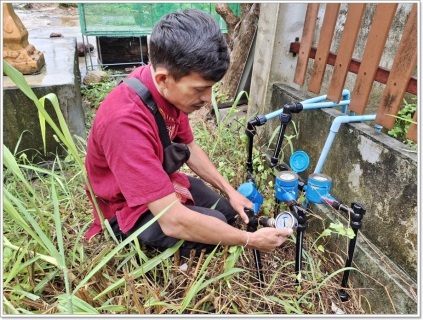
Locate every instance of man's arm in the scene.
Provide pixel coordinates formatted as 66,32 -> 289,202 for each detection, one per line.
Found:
147,193 -> 293,252
185,140 -> 252,223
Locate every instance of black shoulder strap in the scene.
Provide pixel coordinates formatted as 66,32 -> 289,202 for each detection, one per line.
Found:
123,78 -> 171,148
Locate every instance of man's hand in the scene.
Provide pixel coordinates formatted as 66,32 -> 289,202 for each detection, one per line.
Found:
247,227 -> 293,252
226,189 -> 253,224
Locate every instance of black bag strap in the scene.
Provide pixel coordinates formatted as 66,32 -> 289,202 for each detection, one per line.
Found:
122,78 -> 171,148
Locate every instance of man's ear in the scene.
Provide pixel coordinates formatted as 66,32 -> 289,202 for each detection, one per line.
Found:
154,67 -> 170,90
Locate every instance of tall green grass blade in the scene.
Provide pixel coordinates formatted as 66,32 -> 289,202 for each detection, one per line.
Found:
3,296 -> 20,314
3,242 -> 36,286
3,236 -> 58,267
51,169 -> 73,313
266,295 -> 303,314
3,145 -> 35,195
76,200 -> 178,295
57,294 -> 99,314
94,240 -> 183,300
37,97 -> 47,155
4,189 -> 62,262
3,61 -> 105,230
298,266 -> 361,303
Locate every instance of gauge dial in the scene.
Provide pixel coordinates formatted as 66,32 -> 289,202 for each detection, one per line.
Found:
275,211 -> 298,229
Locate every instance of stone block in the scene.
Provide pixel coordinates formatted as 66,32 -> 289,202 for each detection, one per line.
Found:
3,37 -> 85,162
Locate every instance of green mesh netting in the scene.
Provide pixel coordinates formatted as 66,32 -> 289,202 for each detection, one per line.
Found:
78,3 -> 240,36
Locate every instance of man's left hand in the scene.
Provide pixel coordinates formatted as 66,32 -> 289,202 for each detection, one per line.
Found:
227,190 -> 253,224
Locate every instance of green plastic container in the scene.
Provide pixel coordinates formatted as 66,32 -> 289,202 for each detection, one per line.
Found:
78,3 -> 240,36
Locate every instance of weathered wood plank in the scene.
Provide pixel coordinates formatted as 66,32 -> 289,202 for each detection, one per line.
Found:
293,3 -> 320,86
289,41 -> 417,95
406,110 -> 417,143
327,3 -> 366,102
308,3 -> 340,94
375,3 -> 417,130
349,3 -> 398,114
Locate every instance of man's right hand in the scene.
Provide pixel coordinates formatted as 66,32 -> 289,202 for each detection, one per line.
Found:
246,227 -> 294,252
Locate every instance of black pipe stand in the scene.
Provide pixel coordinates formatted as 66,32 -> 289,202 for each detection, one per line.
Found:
337,202 -> 366,302
244,208 -> 264,288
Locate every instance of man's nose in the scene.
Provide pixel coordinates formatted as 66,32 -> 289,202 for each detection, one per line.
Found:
200,87 -> 212,102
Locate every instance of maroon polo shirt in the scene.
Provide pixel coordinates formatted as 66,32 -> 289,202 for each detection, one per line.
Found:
85,64 -> 194,240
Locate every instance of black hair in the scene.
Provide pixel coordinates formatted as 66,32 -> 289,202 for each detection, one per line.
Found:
149,8 -> 230,82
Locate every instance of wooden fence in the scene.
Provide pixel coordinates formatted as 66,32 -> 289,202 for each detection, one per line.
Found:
289,3 -> 417,142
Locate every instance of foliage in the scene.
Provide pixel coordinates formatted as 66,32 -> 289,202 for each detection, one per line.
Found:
81,79 -> 119,109
212,83 -> 230,104
387,98 -> 417,149
3,62 -> 369,315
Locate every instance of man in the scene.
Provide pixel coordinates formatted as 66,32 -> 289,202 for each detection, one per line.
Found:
85,9 -> 292,257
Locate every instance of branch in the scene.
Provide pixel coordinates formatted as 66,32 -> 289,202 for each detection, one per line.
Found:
215,3 -> 241,39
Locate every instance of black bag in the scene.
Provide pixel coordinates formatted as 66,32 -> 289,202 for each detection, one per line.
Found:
122,78 -> 190,175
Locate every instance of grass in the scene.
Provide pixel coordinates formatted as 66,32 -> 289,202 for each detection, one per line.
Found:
3,62 -> 380,314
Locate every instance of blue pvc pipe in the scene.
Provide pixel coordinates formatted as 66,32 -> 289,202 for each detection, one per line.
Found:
314,114 -> 377,173
300,89 -> 350,104
265,99 -> 351,121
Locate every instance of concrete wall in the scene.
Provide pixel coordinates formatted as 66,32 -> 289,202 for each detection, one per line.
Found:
249,3 -> 418,314
3,37 -> 85,162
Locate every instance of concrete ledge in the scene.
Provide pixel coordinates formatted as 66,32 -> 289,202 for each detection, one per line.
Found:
269,83 -> 418,314
308,204 -> 418,314
3,37 -> 85,161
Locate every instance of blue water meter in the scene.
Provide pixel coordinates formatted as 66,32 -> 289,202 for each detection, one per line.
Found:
305,173 -> 336,204
275,171 -> 299,202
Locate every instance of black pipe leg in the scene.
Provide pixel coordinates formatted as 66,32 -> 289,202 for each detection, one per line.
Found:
245,208 -> 264,289
295,229 -> 304,284
337,203 -> 366,302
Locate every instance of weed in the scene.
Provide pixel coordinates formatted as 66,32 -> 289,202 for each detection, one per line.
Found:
3,62 -> 370,315
387,98 -> 417,149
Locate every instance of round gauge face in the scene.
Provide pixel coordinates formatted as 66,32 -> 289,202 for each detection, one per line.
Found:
275,211 -> 298,229
278,172 -> 296,181
313,174 -> 329,182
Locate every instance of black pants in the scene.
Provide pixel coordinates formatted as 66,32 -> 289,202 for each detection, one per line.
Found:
110,176 -> 237,257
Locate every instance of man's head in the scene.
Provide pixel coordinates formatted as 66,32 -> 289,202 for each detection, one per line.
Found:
149,8 -> 230,82
149,9 -> 230,114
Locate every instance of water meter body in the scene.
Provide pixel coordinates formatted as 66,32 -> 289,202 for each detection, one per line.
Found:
305,173 -> 336,204
275,171 -> 299,202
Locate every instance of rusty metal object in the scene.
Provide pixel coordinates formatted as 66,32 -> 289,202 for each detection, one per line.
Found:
3,3 -> 45,74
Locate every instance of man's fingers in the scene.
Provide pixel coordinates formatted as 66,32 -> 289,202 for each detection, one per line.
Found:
277,227 -> 294,237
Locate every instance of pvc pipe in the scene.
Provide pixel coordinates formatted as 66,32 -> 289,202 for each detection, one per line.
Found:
314,114 -> 377,173
301,89 -> 350,104
265,99 -> 351,121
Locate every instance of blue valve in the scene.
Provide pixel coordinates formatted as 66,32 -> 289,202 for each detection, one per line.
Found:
238,181 -> 263,213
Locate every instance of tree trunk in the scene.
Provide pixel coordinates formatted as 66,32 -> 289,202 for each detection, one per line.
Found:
216,3 -> 260,101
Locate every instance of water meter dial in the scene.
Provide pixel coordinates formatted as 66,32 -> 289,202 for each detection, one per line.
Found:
277,171 -> 298,182
275,211 -> 298,229
312,174 -> 330,182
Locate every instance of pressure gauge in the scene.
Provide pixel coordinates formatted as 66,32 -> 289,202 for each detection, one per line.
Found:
275,211 -> 298,229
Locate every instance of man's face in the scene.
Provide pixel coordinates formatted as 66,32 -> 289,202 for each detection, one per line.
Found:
158,70 -> 216,114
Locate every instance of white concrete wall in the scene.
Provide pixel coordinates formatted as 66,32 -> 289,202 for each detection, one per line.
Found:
249,3 -> 416,120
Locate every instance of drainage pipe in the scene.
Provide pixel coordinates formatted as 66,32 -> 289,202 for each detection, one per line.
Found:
314,114 -> 377,174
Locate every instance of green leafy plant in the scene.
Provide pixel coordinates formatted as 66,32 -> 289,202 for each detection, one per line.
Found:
387,98 -> 417,148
